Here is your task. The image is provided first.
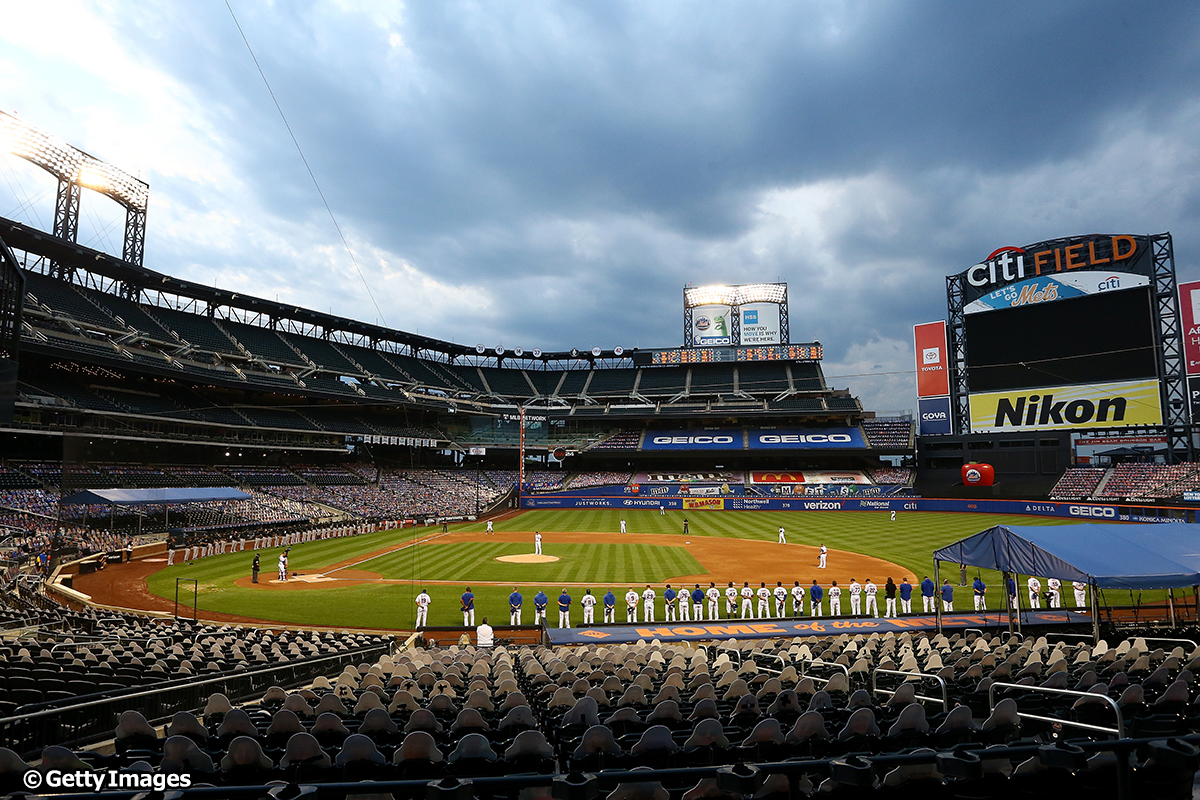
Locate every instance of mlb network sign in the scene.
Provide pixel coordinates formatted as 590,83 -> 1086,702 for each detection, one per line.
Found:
969,379 -> 1162,432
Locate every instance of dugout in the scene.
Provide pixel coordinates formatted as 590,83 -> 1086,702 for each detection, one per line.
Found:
933,523 -> 1200,640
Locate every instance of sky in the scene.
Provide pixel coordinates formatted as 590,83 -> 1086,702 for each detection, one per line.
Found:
1,1 -> 1199,414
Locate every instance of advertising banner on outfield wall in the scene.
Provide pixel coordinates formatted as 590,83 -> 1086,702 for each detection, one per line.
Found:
750,471 -> 871,485
633,471 -> 744,484
914,321 -> 950,399
747,427 -> 866,449
918,397 -> 953,436
683,498 -> 725,510
691,304 -> 733,346
737,303 -> 782,345
642,430 -> 742,451
969,378 -> 1163,432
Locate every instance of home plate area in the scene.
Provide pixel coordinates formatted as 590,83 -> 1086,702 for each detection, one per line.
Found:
270,573 -> 337,584
547,610 -> 1092,645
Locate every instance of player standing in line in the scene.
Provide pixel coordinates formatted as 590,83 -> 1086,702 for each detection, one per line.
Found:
828,581 -> 841,615
625,587 -> 639,622
706,582 -> 721,620
884,577 -> 897,618
1006,573 -> 1019,610
414,589 -> 431,628
620,519 -> 627,534
691,585 -> 704,620
461,587 -> 475,626
663,585 -> 677,621
740,582 -> 755,619
864,578 -> 879,617
725,582 -> 738,618
778,525 -> 786,544
941,579 -> 955,612
1073,580 -> 1087,608
642,584 -> 657,622
899,577 -> 913,614
756,582 -> 771,618
603,589 -> 616,623
792,581 -> 805,616
677,585 -> 690,621
1047,577 -> 1062,608
534,532 -> 543,555
581,589 -> 597,624
848,578 -> 862,616
973,576 -> 987,611
509,587 -> 523,625
817,543 -> 828,568
773,581 -> 788,618
534,589 -> 549,624
809,580 -> 824,616
557,588 -> 572,628
1027,576 -> 1042,609
921,576 -> 936,613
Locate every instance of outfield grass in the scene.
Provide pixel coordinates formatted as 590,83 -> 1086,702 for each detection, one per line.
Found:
144,509 -> 1094,630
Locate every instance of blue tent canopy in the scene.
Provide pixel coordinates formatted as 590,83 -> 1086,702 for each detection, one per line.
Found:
932,523 -> 1200,591
61,487 -> 250,506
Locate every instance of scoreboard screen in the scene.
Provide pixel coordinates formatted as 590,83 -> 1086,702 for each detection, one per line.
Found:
637,344 -> 822,366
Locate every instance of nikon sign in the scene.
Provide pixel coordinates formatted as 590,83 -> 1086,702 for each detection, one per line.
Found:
969,379 -> 1162,432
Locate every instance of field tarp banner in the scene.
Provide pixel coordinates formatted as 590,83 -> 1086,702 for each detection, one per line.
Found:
547,610 -> 1091,645
933,523 -> 1200,590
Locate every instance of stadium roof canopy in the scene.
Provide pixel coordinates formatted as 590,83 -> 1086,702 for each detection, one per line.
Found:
933,523 -> 1200,591
61,488 -> 250,506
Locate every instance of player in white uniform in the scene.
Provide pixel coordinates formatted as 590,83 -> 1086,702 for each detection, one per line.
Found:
277,553 -> 288,582
620,519 -> 627,534
756,583 -> 771,617
725,582 -> 738,618
1073,581 -> 1087,608
828,581 -> 841,615
625,588 -> 639,623
1047,578 -> 1062,608
848,579 -> 862,616
414,590 -> 431,628
740,582 -> 755,618
678,586 -> 691,621
773,582 -> 788,617
1027,576 -> 1042,609
642,585 -> 656,622
777,526 -> 786,544
581,589 -> 597,624
791,581 -> 805,616
818,543 -> 828,569
486,520 -> 493,534
864,579 -> 879,617
706,582 -> 721,619
534,532 -> 543,555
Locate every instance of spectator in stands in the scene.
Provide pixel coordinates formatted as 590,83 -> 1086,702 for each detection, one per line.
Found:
476,617 -> 493,647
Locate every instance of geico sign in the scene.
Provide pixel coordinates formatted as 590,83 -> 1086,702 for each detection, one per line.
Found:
758,434 -> 853,444
966,235 -> 1139,290
1069,505 -> 1116,518
651,436 -> 735,445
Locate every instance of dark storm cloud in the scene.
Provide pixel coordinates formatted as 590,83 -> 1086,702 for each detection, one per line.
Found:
88,1 -> 1200,406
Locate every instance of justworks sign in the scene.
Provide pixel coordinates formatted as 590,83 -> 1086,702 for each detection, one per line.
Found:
960,234 -> 1151,302
969,379 -> 1162,432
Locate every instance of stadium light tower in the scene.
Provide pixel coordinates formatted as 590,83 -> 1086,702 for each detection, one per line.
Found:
0,111 -> 149,275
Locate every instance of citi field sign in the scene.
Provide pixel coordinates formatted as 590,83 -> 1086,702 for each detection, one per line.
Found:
958,234 -> 1153,305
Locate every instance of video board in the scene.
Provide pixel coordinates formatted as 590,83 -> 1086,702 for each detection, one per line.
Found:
683,283 -> 788,348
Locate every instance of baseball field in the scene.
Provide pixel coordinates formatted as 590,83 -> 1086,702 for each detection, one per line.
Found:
77,508 -> 1088,630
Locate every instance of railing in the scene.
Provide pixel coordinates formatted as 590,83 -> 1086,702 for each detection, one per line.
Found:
795,658 -> 849,686
987,680 -> 1125,739
0,643 -> 389,758
871,668 -> 950,708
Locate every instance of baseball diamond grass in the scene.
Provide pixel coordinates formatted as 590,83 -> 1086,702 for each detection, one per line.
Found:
144,509 -> 1096,630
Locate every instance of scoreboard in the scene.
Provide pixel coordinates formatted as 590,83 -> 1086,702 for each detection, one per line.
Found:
636,344 -> 822,366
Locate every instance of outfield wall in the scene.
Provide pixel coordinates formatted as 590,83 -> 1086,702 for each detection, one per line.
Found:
521,493 -> 1191,522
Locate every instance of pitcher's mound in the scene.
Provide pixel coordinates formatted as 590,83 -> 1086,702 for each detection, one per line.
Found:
495,554 -> 561,564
